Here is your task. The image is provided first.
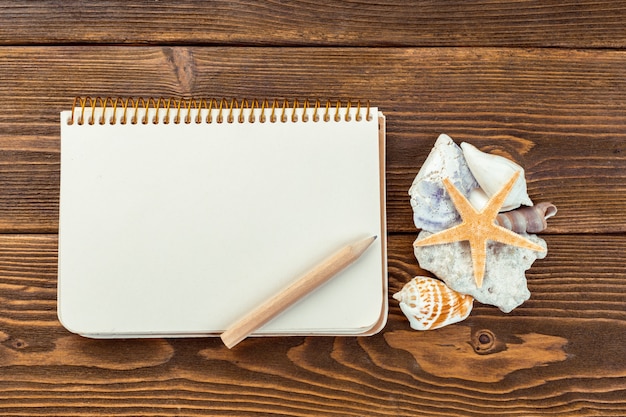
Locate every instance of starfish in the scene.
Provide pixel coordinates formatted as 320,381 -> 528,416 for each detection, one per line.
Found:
414,171 -> 546,288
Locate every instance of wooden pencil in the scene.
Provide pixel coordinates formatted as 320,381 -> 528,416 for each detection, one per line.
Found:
220,235 -> 377,349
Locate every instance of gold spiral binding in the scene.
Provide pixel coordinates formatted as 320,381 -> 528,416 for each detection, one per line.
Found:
302,99 -> 309,122
313,100 -> 321,122
67,97 -> 373,126
248,99 -> 257,123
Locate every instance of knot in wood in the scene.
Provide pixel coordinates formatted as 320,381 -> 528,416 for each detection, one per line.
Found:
5,337 -> 28,350
471,329 -> 497,355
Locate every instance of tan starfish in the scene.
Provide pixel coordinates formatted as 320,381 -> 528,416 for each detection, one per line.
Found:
415,171 -> 546,288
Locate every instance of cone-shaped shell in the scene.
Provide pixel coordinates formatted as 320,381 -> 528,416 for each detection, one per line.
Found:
393,276 -> 474,331
496,202 -> 557,234
461,142 -> 532,211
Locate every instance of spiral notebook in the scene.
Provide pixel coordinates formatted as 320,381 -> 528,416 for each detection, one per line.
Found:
57,98 -> 387,338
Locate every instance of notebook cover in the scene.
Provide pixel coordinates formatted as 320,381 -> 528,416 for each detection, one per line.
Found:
57,105 -> 387,338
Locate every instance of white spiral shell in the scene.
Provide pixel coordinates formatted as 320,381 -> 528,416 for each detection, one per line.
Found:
461,142 -> 533,211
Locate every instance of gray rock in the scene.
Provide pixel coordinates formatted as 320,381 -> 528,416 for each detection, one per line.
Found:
409,134 -> 478,232
414,231 -> 547,313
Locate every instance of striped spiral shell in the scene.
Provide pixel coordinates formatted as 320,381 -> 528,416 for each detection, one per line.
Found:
393,276 -> 474,331
495,202 -> 557,234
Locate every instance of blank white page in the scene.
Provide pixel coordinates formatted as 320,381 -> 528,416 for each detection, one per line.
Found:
58,105 -> 386,337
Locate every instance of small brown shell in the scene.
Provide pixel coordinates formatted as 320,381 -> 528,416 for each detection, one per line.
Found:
495,202 -> 557,234
393,276 -> 474,331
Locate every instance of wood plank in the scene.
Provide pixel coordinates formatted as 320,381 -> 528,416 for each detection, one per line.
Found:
0,47 -> 624,233
0,234 -> 624,416
388,233 -> 626,321
1,1 -> 626,48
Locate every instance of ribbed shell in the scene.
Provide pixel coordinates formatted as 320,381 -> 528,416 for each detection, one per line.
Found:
393,276 -> 474,331
495,202 -> 558,234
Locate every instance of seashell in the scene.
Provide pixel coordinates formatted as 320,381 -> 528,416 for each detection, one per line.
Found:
496,202 -> 557,234
393,276 -> 474,331
409,134 -> 479,232
461,142 -> 533,211
468,187 -> 489,210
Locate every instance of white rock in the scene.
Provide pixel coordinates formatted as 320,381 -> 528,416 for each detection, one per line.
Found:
413,231 -> 547,313
409,134 -> 479,232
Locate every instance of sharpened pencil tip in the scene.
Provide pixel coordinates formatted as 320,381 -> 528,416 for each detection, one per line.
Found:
351,235 -> 377,255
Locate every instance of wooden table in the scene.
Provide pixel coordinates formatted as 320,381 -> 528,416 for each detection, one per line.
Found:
1,1 -> 625,415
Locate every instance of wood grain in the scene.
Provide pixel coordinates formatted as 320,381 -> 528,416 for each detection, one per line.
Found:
1,1 -> 626,48
1,2 -> 625,413
0,234 -> 624,416
0,46 -> 624,233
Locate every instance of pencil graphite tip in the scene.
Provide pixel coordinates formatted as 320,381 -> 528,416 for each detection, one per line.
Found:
352,235 -> 377,255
